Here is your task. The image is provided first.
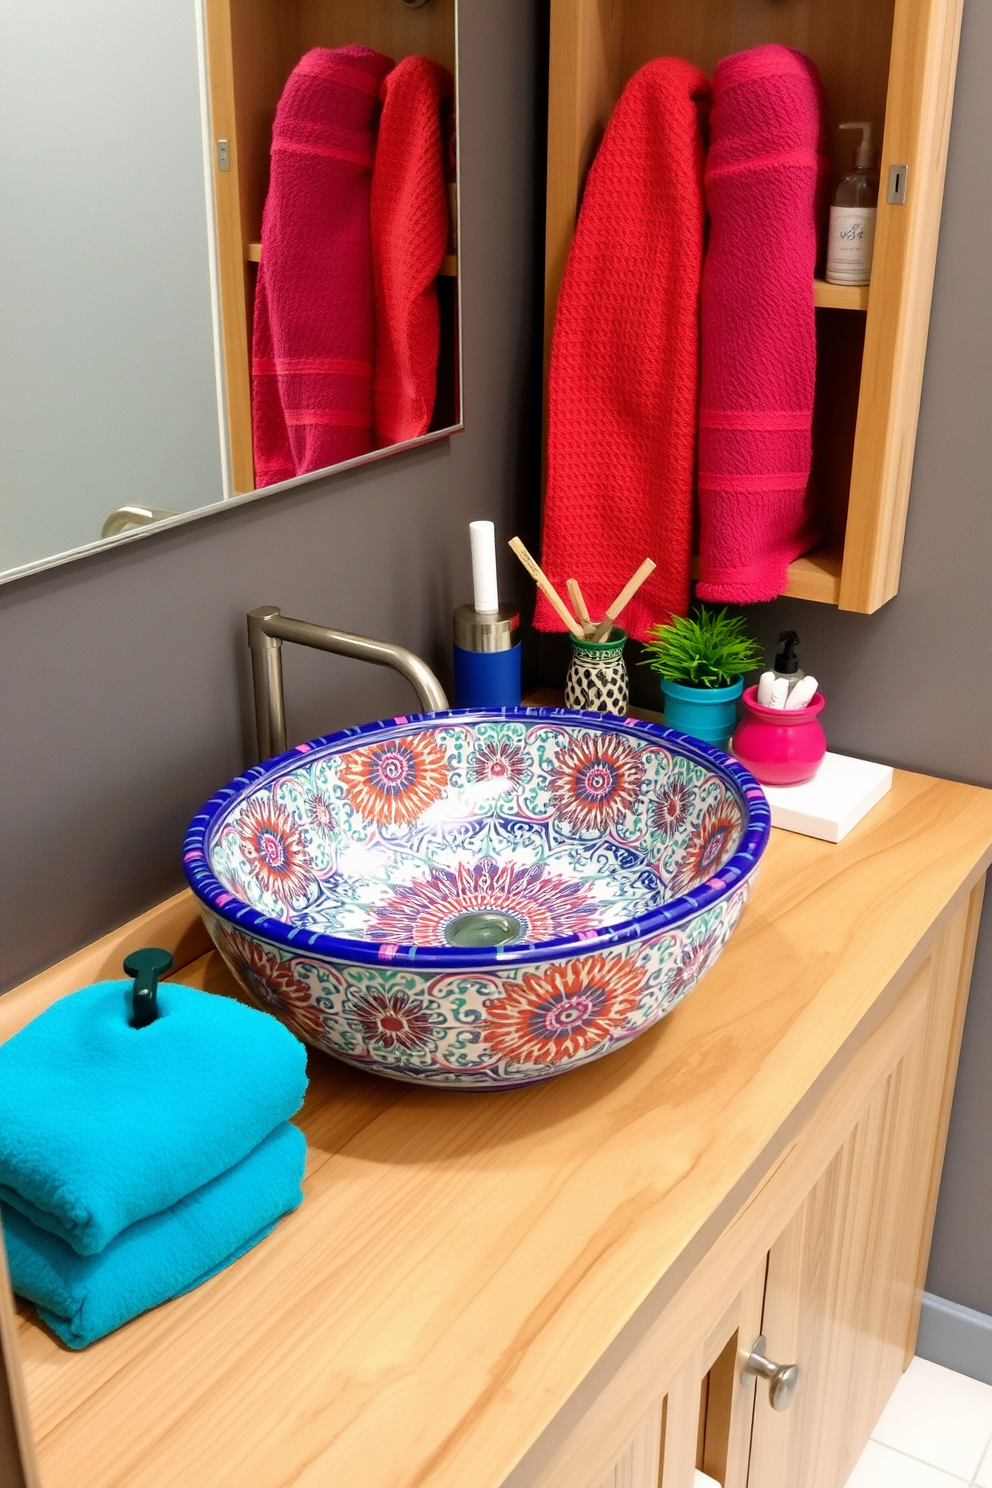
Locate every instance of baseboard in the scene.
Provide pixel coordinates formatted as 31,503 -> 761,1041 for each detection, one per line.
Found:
917,1292 -> 992,1385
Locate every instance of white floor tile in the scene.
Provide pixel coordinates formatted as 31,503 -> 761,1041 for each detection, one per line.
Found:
845,1440 -> 967,1488
870,1358 -> 992,1481
974,1439 -> 992,1488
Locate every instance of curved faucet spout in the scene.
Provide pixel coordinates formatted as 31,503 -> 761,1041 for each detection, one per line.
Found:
247,606 -> 450,762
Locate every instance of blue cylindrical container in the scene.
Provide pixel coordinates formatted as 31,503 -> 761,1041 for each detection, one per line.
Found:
453,604 -> 521,708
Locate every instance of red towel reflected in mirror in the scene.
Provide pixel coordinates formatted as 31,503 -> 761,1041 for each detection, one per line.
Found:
252,45 -> 394,488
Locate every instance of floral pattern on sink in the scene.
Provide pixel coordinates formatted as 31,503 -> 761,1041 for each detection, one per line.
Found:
185,708 -> 771,1089
206,719 -> 745,947
204,880 -> 750,1088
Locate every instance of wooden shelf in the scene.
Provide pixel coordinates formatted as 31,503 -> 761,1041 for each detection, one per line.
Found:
813,278 -> 870,311
689,547 -> 842,605
780,546 -> 843,603
245,243 -> 457,276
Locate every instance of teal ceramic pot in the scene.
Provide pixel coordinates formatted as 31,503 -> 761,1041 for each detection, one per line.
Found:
660,677 -> 744,748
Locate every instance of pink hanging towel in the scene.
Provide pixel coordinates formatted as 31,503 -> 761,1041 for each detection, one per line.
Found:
534,58 -> 712,641
696,45 -> 829,603
252,45 -> 394,487
371,56 -> 454,447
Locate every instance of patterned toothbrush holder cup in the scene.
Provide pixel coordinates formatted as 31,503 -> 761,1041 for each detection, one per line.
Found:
564,628 -> 629,715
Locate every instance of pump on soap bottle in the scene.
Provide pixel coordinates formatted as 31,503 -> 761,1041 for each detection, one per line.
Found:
826,122 -> 879,287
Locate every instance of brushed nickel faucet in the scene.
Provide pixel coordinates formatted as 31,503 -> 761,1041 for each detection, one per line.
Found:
247,606 -> 450,762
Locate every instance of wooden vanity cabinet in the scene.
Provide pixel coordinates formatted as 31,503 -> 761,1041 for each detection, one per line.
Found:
203,0 -> 459,494
545,0 -> 963,611
3,769 -> 991,1488
522,889 -> 980,1488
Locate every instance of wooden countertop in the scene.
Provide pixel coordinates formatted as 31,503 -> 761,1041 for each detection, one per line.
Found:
13,769 -> 992,1488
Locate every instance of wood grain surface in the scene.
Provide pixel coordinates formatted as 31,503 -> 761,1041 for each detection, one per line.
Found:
203,0 -> 256,494
839,0 -> 964,611
9,770 -> 992,1488
0,890 -> 210,1044
748,889 -> 981,1488
510,885 -> 981,1488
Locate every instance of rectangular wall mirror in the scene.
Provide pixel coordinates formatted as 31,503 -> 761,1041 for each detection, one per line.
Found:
0,0 -> 461,584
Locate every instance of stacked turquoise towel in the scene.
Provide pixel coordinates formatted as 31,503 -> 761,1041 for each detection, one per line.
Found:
0,979 -> 308,1348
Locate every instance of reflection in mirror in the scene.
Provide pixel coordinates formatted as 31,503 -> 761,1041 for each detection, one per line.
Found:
207,0 -> 460,494
0,0 -> 461,583
0,0 -> 225,575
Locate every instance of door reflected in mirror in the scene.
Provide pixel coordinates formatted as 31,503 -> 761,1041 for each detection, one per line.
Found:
0,0 -> 461,582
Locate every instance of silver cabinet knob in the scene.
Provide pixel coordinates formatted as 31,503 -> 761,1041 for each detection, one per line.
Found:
741,1335 -> 800,1411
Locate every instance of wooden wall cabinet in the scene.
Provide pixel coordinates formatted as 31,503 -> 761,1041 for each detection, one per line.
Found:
545,0 -> 963,611
204,0 -> 459,495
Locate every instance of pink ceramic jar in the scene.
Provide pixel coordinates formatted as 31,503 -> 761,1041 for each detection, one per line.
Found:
732,685 -> 827,787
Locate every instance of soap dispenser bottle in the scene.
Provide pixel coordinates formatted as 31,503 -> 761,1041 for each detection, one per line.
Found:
826,122 -> 879,286
772,631 -> 804,697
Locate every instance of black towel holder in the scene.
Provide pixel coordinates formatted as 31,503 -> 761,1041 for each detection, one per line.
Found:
123,947 -> 173,1028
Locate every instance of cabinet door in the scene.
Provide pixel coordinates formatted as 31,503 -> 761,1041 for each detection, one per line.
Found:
532,1264 -> 764,1488
589,1401 -> 663,1488
746,912 -> 976,1488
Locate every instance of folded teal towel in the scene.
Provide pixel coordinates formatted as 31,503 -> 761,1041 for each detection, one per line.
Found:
2,1121 -> 306,1348
0,980 -> 307,1254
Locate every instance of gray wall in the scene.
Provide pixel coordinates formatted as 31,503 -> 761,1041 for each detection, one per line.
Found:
0,0 -> 224,572
0,0 -> 541,991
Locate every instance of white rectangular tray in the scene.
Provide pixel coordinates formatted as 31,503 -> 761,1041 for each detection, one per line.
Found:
760,752 -> 893,843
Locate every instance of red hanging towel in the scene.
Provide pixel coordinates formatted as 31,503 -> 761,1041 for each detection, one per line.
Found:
252,45 -> 394,487
696,45 -> 830,603
534,58 -> 711,642
371,56 -> 454,447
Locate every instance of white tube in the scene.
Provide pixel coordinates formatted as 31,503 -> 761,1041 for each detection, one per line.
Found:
470,521 -> 500,613
756,670 -> 776,706
785,675 -> 818,710
769,677 -> 790,710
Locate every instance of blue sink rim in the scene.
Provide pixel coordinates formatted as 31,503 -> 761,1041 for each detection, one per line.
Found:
182,705 -> 771,972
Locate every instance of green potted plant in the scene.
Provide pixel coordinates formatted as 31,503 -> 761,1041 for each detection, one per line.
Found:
641,607 -> 763,747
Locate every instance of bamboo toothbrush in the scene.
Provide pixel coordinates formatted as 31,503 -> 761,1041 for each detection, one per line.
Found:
508,538 -> 584,638
566,579 -> 595,637
591,558 -> 657,642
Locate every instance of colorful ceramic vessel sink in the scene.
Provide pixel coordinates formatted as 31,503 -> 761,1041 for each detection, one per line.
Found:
183,708 -> 770,1090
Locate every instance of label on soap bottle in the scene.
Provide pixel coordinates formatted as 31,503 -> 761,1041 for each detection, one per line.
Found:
825,206 -> 877,285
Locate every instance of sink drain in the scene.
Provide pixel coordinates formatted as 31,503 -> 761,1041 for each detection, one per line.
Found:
443,912 -> 525,948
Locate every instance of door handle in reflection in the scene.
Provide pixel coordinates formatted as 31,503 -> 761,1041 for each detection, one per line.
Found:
741,1335 -> 800,1411
101,505 -> 177,539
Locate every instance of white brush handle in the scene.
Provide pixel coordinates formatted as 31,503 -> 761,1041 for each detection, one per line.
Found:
785,675 -> 818,709
470,521 -> 499,613
756,670 -> 777,706
769,677 -> 790,709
